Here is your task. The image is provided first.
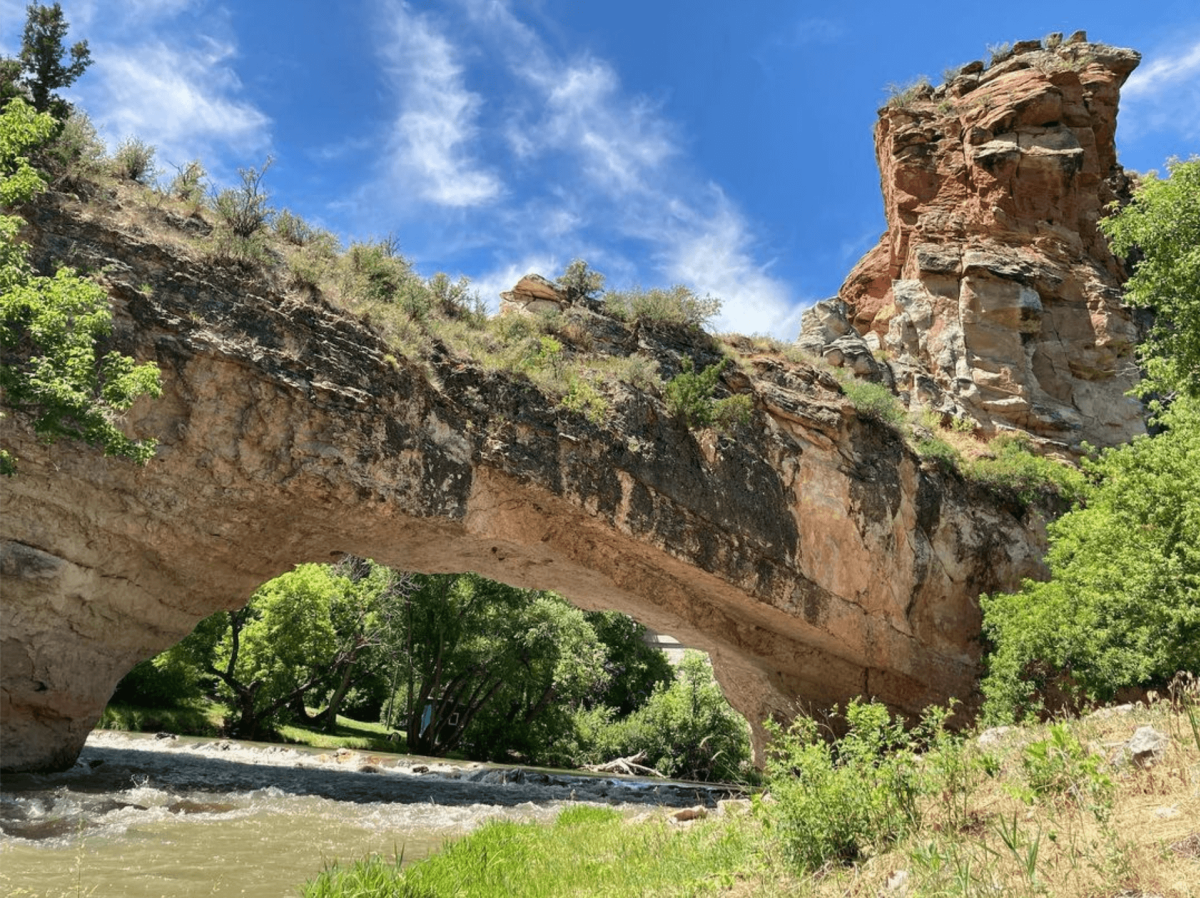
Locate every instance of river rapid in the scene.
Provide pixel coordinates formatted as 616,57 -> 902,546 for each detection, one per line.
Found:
1,731 -> 738,897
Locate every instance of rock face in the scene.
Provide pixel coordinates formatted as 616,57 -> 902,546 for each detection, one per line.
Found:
1,191 -> 1048,772
805,37 -> 1146,451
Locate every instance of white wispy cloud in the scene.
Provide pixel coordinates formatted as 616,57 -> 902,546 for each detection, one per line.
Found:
1124,39 -> 1200,97
87,38 -> 271,170
378,2 -> 503,208
454,0 -> 801,337
1120,37 -> 1200,144
0,1 -> 273,182
657,191 -> 801,336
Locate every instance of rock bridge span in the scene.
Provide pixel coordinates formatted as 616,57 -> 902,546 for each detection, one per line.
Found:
0,195 -> 1047,772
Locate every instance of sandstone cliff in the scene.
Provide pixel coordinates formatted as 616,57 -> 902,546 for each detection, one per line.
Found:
800,36 -> 1146,452
1,186 -> 1049,772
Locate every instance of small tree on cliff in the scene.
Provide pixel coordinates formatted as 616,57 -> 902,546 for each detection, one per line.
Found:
2,3 -> 92,117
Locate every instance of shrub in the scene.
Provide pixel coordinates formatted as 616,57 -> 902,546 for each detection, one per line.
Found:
913,432 -> 960,467
664,357 -> 724,427
109,137 -> 156,184
712,393 -> 753,430
605,285 -> 721,330
766,700 -> 923,870
339,239 -> 425,312
562,372 -> 609,425
212,156 -> 273,238
1018,723 -> 1114,819
273,207 -> 318,246
839,377 -> 907,429
556,258 -> 605,300
611,651 -> 752,782
987,41 -> 1013,65
169,159 -> 207,205
426,271 -> 483,319
884,75 -> 931,109
964,433 -> 1087,507
38,109 -> 104,186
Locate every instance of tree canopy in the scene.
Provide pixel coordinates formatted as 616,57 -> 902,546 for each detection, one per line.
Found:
1099,156 -> 1200,401
981,396 -> 1200,721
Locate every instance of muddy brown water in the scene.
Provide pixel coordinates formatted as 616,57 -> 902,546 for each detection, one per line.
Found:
1,731 -> 739,897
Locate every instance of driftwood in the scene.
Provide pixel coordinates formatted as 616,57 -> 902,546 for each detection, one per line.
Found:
581,750 -> 664,778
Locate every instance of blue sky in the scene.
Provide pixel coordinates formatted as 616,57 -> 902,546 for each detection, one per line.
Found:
4,1 -> 1198,337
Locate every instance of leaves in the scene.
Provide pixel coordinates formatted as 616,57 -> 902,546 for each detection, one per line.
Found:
1099,156 -> 1200,400
1,99 -> 161,475
981,397 -> 1200,720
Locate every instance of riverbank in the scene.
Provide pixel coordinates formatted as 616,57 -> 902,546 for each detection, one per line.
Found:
99,700 -> 408,755
5,698 -> 1198,897
305,698 -> 1200,898
0,730 -> 740,898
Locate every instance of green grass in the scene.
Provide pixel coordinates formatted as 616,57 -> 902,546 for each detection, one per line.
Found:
100,698 -> 407,753
98,700 -> 223,736
302,805 -> 770,898
276,714 -> 403,753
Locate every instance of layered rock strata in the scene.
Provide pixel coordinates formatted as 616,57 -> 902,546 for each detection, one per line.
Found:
803,36 -> 1146,451
1,191 -> 1047,772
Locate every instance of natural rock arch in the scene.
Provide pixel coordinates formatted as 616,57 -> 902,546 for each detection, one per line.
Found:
0,194 -> 1049,773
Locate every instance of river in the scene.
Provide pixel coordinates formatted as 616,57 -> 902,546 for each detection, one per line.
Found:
1,731 -> 738,897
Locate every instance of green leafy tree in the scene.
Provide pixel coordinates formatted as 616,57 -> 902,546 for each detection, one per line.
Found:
394,575 -> 610,759
2,3 -> 92,117
584,610 -> 673,716
1,98 -> 161,476
603,651 -> 751,781
463,594 -> 609,762
174,562 -> 409,739
302,557 -> 413,730
1099,156 -> 1200,400
981,396 -> 1200,721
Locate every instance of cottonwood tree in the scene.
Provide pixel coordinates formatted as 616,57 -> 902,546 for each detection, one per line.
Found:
178,561 -> 410,739
584,610 -> 673,716
460,593 -> 609,762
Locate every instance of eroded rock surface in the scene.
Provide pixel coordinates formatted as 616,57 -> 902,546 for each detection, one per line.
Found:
0,192 -> 1051,772
806,37 -> 1146,451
